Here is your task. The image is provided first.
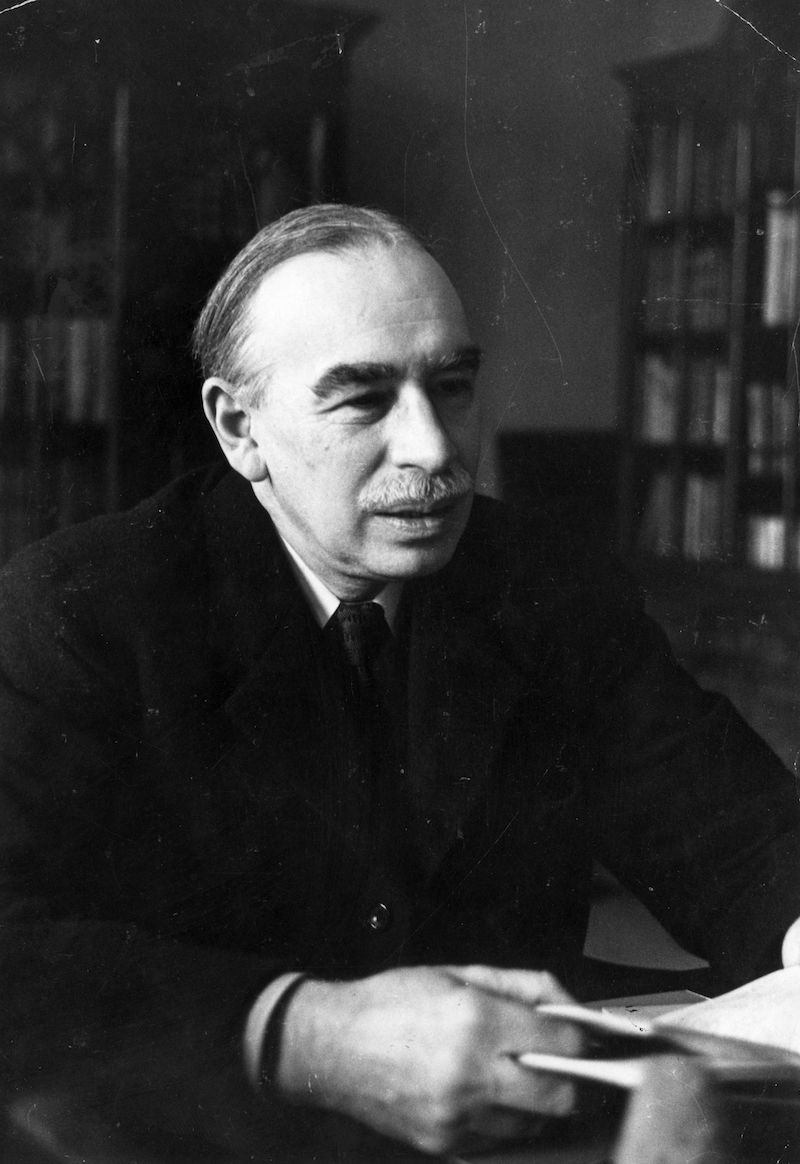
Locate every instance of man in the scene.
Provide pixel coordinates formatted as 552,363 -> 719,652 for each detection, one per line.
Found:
1,204 -> 799,1161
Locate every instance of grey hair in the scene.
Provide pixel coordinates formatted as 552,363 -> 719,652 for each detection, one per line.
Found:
192,203 -> 426,406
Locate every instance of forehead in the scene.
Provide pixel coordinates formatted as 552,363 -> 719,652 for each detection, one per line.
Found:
244,244 -> 471,376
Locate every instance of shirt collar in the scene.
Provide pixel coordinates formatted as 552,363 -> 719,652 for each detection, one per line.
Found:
279,536 -> 403,631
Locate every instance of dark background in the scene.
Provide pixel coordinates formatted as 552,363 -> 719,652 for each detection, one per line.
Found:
0,0 -> 727,496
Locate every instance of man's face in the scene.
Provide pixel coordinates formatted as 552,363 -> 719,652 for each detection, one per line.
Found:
244,243 -> 482,599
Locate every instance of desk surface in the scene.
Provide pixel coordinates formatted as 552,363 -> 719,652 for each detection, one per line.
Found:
0,990 -> 686,1164
6,1087 -> 620,1164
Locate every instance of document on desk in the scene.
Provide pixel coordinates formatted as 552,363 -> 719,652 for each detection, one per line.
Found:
654,964 -> 800,1054
517,968 -> 800,1095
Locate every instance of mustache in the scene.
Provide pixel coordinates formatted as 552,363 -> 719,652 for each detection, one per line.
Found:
361,465 -> 474,512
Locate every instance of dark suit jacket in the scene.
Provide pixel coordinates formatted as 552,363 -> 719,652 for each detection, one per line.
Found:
1,465 -> 799,1156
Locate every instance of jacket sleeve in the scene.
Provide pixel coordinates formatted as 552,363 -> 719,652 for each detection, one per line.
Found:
0,541 -> 300,1158
579,560 -> 800,988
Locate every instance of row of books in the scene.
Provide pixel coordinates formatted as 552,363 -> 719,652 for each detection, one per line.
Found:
0,314 -> 114,425
643,188 -> 800,329
638,360 -> 798,474
638,470 -> 723,561
638,469 -> 800,570
643,244 -> 730,333
638,353 -> 730,445
0,456 -> 106,565
645,120 -> 736,222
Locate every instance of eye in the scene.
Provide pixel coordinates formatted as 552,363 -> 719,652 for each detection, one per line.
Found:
349,391 -> 386,408
432,376 -> 476,403
336,388 -> 393,419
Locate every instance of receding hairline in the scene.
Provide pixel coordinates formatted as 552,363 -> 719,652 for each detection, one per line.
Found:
244,234 -> 447,313
236,237 -> 464,400
192,204 -> 450,405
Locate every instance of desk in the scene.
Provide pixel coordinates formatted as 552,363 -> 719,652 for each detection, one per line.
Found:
5,1095 -> 617,1164
8,1071 -> 798,1164
0,983 -> 686,1164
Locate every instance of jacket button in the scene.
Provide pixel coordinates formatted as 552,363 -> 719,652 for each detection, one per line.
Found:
364,902 -> 392,933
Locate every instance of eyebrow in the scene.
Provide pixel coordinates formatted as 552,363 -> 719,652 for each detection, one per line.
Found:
311,344 -> 483,399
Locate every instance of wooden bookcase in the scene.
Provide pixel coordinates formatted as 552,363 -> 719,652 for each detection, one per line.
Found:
0,0 -> 367,564
616,14 -> 800,573
615,13 -> 800,769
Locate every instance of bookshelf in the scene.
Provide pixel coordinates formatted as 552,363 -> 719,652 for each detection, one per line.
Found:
0,0 -> 366,564
616,14 -> 800,574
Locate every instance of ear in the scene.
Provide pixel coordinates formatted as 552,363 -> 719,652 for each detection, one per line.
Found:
201,377 -> 269,482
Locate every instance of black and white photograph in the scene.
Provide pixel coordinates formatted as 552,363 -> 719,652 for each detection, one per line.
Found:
0,2 -> 799,1161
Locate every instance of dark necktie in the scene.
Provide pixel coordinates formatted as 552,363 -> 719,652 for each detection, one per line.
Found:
333,601 -> 391,698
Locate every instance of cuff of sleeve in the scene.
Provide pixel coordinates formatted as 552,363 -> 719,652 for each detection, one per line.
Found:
243,970 -> 308,1090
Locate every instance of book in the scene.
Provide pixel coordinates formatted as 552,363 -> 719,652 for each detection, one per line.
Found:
686,358 -> 714,444
687,246 -> 729,332
639,354 -> 678,443
683,473 -> 722,561
637,471 -> 676,557
746,379 -> 796,476
686,360 -> 730,447
517,969 -> 800,1094
747,514 -> 786,570
763,190 -> 800,327
746,380 -> 770,475
660,967 -> 800,1058
711,362 -> 731,445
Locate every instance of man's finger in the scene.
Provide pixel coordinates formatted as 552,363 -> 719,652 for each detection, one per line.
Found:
450,964 -> 575,1006
466,1105 -> 545,1144
489,1052 -> 577,1117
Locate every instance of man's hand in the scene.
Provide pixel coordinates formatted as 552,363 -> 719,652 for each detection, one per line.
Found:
782,916 -> 800,966
275,964 -> 583,1155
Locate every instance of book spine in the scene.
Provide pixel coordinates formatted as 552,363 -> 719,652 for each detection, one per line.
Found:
772,381 -> 795,476
746,381 -> 769,475
639,354 -> 678,443
65,318 -> 92,424
762,191 -> 800,327
638,470 -> 676,556
747,514 -> 786,570
683,474 -> 722,561
687,358 -> 713,444
711,365 -> 731,445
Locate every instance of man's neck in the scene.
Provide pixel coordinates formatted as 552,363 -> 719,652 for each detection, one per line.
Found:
279,536 -> 403,630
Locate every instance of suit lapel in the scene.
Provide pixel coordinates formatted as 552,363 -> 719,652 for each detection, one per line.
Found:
405,564 -> 528,873
199,477 -> 546,875
201,472 -> 331,811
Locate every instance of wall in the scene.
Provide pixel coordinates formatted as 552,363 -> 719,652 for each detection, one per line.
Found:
312,0 -> 725,491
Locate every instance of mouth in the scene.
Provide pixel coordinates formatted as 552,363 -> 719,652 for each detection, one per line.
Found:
367,496 -> 470,541
373,495 -> 467,519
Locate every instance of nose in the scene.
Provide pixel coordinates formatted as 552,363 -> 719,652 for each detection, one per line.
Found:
388,384 -> 456,473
